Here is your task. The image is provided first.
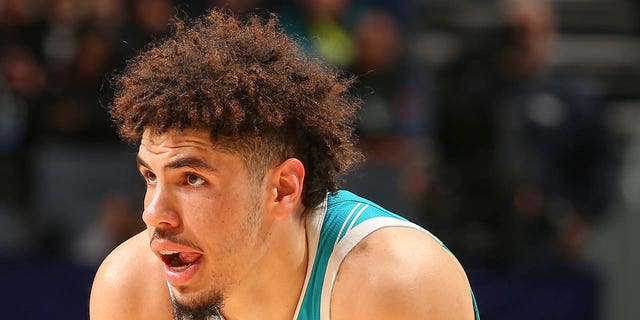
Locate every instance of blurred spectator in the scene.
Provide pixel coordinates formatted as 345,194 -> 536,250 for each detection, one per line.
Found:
42,0 -> 86,74
91,0 -> 127,30
343,8 -> 437,224
434,0 -> 616,267
0,0 -> 46,55
134,0 -> 173,35
73,193 -> 143,266
0,45 -> 45,99
277,0 -> 360,67
37,25 -> 122,143
122,0 -> 174,52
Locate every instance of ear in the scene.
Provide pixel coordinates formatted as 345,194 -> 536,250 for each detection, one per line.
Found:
268,158 -> 305,219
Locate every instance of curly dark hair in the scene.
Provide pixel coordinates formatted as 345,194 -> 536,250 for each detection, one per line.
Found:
110,9 -> 363,208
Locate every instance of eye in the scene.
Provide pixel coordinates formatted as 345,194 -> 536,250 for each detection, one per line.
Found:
186,174 -> 205,187
144,171 -> 157,185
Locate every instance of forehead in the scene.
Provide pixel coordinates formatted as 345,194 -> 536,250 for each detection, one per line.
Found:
140,129 -> 214,152
137,129 -> 251,174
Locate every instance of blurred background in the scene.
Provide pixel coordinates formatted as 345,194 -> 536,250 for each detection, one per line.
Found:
0,0 -> 638,318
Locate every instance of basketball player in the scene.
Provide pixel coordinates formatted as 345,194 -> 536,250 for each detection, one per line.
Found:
90,9 -> 480,320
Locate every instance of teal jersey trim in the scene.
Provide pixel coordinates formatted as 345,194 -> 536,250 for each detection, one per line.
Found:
296,190 -> 480,320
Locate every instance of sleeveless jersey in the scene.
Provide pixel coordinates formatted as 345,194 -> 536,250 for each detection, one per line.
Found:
292,190 -> 480,319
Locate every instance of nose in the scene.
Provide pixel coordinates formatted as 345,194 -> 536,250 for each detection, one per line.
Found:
142,184 -> 181,229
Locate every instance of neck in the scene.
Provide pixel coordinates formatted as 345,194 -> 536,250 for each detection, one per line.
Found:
221,206 -> 309,320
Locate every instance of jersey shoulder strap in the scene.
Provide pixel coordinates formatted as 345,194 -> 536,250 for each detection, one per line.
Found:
294,190 -> 480,320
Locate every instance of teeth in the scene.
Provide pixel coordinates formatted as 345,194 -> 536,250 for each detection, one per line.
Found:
159,250 -> 180,255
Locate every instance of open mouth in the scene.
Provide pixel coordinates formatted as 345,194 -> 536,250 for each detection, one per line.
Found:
160,251 -> 203,271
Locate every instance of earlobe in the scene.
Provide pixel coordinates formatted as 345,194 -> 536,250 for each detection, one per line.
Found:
272,158 -> 305,218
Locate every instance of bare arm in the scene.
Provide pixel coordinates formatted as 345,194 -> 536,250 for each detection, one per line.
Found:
331,227 -> 475,319
90,231 -> 172,320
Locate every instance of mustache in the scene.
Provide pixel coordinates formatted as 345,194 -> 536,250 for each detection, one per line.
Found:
150,228 -> 204,252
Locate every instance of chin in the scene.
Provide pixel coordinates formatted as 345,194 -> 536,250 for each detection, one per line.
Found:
171,296 -> 223,320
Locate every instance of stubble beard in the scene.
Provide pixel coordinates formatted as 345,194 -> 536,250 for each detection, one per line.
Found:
171,293 -> 224,320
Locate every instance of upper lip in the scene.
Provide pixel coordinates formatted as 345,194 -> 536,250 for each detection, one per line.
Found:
150,238 -> 202,260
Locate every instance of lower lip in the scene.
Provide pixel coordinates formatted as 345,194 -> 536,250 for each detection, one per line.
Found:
163,258 -> 202,287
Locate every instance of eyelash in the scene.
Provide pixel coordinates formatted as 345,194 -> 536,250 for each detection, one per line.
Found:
186,174 -> 206,187
140,170 -> 206,187
142,171 -> 157,185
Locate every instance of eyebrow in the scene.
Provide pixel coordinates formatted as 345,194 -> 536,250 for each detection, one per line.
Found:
136,155 -> 217,174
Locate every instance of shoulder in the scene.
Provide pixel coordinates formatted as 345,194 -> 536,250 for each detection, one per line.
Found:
90,231 -> 172,320
331,226 -> 475,320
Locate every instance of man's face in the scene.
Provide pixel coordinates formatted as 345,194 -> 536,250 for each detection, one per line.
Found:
137,129 -> 274,311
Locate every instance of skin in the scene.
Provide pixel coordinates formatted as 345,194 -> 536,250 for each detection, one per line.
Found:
90,129 -> 475,319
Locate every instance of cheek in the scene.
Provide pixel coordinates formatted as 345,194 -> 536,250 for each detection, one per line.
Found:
185,184 -> 262,236
181,193 -> 215,221
180,190 -> 241,236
